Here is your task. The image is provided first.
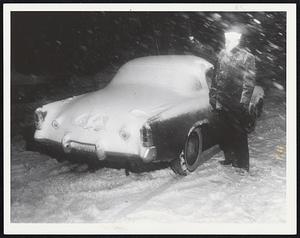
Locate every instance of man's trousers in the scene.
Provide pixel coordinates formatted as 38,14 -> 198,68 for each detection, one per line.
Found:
212,109 -> 250,171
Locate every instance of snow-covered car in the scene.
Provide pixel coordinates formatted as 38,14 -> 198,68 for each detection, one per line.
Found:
34,55 -> 263,175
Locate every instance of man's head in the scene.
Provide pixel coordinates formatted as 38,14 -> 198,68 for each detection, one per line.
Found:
223,24 -> 248,52
224,31 -> 242,52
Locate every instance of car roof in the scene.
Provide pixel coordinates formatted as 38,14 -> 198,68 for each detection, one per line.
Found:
110,55 -> 212,95
123,55 -> 213,71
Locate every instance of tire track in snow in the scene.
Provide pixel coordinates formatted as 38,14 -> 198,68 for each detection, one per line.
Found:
107,173 -> 182,221
106,146 -> 221,221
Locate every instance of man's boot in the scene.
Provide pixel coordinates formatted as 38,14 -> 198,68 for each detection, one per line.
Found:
232,160 -> 249,172
219,160 -> 232,165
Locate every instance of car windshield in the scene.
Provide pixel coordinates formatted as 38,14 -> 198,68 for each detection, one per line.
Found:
109,62 -> 205,95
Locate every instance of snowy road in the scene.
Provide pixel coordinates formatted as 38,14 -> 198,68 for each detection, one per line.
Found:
10,92 -> 286,223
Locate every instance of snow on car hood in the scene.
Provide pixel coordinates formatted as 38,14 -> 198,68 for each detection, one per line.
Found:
54,84 -> 192,131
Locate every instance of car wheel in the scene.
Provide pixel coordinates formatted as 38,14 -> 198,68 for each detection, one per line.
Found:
170,127 -> 203,176
184,127 -> 203,172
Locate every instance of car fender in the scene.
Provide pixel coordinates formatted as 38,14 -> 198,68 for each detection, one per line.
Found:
148,98 -> 211,161
187,118 -> 209,137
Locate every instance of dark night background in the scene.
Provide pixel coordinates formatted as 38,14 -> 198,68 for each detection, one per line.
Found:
11,11 -> 286,136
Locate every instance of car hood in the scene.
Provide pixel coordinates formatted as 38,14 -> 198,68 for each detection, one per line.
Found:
53,84 -> 190,130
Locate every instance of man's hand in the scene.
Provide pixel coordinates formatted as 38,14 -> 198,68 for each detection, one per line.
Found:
240,103 -> 256,133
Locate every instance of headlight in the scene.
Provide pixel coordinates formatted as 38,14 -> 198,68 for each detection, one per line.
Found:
34,108 -> 47,130
52,120 -> 60,129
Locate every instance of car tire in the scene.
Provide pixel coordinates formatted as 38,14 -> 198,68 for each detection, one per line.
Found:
184,127 -> 203,172
170,127 -> 203,176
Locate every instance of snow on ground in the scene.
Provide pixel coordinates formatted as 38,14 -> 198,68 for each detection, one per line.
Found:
10,91 -> 286,223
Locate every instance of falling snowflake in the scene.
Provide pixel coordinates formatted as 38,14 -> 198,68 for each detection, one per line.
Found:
253,19 -> 261,24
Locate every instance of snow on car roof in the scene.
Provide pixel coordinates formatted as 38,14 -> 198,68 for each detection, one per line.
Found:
109,55 -> 213,95
124,55 -> 213,71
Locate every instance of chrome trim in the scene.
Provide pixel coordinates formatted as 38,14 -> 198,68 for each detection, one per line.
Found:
36,137 -> 155,162
70,141 -> 96,153
61,134 -> 72,153
141,146 -> 157,163
140,122 -> 154,147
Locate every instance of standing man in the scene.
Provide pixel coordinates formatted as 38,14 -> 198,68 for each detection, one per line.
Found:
210,27 -> 256,172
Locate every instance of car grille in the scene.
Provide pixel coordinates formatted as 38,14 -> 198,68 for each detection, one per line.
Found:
70,141 -> 96,153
